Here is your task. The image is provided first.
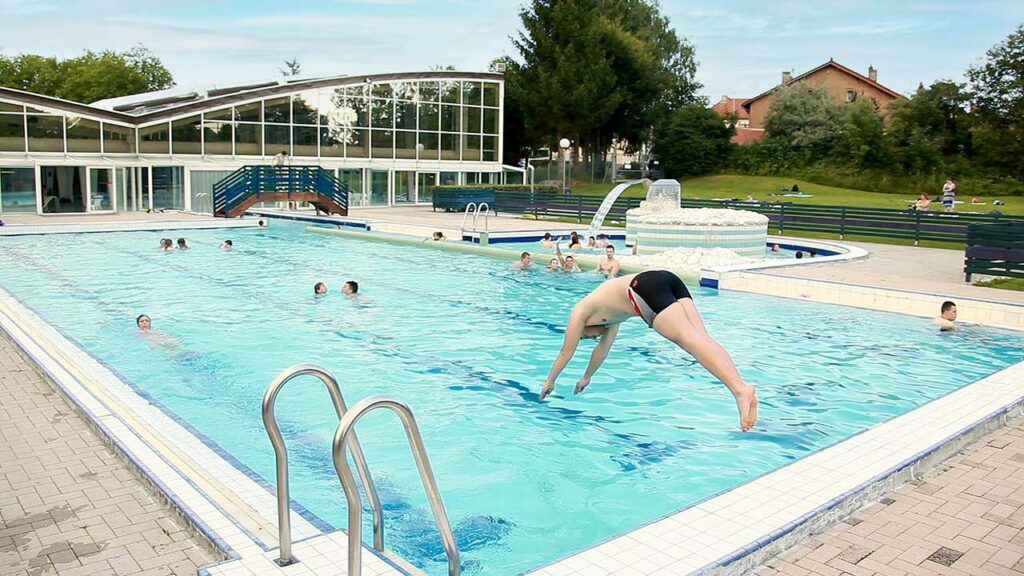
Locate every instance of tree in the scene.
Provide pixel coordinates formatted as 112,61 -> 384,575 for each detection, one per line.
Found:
844,99 -> 888,169
279,58 -> 301,77
763,85 -> 846,161
508,0 -> 703,178
654,104 -> 734,178
888,81 -> 972,157
967,23 -> 1024,178
0,45 -> 173,103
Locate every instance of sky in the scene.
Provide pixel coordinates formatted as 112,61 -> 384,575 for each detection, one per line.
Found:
1,0 -> 1023,103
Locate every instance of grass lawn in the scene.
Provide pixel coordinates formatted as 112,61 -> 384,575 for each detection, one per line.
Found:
973,277 -> 1024,291
569,174 -> 1024,216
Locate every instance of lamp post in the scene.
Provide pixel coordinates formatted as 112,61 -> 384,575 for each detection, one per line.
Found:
559,138 -> 571,196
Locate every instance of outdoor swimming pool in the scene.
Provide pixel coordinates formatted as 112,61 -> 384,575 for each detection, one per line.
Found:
0,221 -> 1021,575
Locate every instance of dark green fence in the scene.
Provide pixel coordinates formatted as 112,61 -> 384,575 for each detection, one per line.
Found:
964,222 -> 1024,282
438,189 -> 1021,245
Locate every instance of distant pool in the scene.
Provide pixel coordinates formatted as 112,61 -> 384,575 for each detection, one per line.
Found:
0,221 -> 1020,575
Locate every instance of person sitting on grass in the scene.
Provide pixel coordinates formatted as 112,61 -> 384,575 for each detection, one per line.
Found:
933,301 -> 957,331
915,194 -> 931,211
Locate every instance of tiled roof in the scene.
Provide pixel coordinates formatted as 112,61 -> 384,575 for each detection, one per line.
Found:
711,97 -> 750,119
742,59 -> 903,110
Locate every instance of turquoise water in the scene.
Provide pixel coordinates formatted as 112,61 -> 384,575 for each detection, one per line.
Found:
489,239 -> 801,259
0,222 -> 1021,575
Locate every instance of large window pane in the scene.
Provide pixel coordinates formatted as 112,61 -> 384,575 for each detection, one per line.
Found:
102,123 -> 135,154
417,132 -> 439,160
292,91 -> 319,125
89,168 -> 113,211
235,101 -> 261,122
346,129 -> 368,158
420,82 -> 439,102
369,169 -> 388,206
264,125 -> 290,154
417,172 -> 437,204
189,170 -> 233,214
395,130 -> 417,159
394,170 -> 414,203
393,82 -> 417,101
441,81 -> 461,103
171,115 -> 201,154
152,166 -> 184,210
371,83 -> 393,99
483,83 -> 499,107
235,123 -> 262,156
483,135 -> 498,162
292,125 -> 317,157
203,121 -> 232,155
27,115 -> 64,152
462,107 -> 481,134
0,167 -> 36,213
339,168 -> 363,206
441,105 -> 460,132
0,114 -> 25,152
419,103 -> 439,131
139,123 -> 170,154
66,116 -> 101,153
264,97 -> 290,124
463,82 -> 482,106
396,102 -> 416,130
350,97 -> 370,128
0,101 -> 22,113
370,130 -> 393,158
483,108 -> 499,135
440,133 -> 459,160
440,171 -> 459,185
320,126 -> 343,158
463,134 -> 481,161
370,98 -> 393,129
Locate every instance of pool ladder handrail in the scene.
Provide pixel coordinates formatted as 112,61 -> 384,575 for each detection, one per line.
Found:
262,364 -> 384,566
460,202 -> 490,235
333,395 -> 460,576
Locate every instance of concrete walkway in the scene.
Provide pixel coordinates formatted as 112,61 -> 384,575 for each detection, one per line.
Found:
0,333 -> 220,576
756,418 -> 1024,576
768,239 -> 1024,305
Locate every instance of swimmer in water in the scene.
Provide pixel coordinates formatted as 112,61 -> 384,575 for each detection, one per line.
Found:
341,280 -> 359,297
554,239 -> 580,272
540,270 -> 758,432
933,300 -> 957,331
136,314 -> 180,350
512,252 -> 532,270
220,240 -> 233,251
596,245 -> 620,278
540,233 -> 554,250
314,282 -> 328,295
177,238 -> 189,250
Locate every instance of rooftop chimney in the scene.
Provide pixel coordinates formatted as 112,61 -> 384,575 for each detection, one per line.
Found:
782,70 -> 792,84
868,66 -> 877,82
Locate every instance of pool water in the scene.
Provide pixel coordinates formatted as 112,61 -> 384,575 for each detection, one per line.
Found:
487,239 -> 801,259
0,222 -> 1021,575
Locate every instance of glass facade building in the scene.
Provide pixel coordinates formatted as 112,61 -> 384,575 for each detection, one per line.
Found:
0,72 -> 519,214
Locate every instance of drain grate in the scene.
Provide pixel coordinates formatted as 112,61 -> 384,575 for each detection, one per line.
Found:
926,546 -> 964,567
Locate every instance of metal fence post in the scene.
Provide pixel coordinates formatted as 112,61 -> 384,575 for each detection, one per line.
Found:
577,196 -> 582,223
914,211 -> 921,246
779,204 -> 786,235
840,207 -> 846,239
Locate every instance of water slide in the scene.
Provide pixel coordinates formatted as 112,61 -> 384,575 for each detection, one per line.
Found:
587,179 -> 647,238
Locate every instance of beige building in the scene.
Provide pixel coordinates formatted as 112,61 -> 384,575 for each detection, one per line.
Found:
743,59 -> 904,130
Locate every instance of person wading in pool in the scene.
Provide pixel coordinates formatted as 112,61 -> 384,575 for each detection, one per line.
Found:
540,270 -> 758,432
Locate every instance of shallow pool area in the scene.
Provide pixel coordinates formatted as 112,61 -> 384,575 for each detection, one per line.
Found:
1,221 -> 1022,575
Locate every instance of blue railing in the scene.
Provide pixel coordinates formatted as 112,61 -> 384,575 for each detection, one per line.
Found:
213,166 -> 349,216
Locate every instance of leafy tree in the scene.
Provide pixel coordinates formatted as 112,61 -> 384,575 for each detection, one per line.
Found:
844,98 -> 888,169
508,0 -> 702,174
0,45 -> 173,103
763,85 -> 846,161
888,81 -> 972,158
653,104 -> 734,177
279,58 -> 301,77
967,23 -> 1024,178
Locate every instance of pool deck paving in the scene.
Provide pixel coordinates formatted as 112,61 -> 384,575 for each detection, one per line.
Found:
755,418 -> 1024,576
0,333 -> 221,576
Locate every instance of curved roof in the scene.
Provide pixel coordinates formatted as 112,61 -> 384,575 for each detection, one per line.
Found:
0,71 -> 503,125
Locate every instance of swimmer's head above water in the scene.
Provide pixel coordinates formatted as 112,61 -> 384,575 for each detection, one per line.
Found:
136,314 -> 151,331
314,282 -> 327,295
342,281 -> 358,296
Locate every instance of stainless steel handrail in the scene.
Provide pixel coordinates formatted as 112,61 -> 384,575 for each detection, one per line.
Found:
262,364 -> 384,566
474,202 -> 490,233
460,202 -> 478,234
332,395 -> 460,576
